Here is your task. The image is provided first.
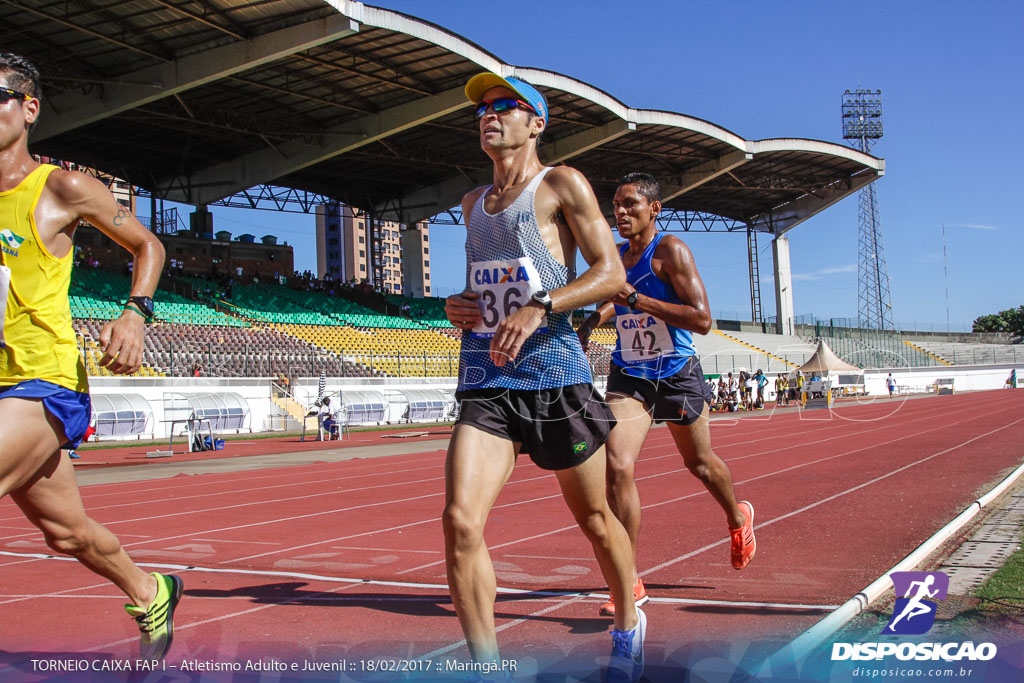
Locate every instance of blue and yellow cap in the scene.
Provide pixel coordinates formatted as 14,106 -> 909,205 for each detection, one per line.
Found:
465,73 -> 548,123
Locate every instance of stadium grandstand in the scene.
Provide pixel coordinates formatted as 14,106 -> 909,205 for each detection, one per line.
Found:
71,264 -> 1019,383
3,5 -> 1024,682
4,0 -> 1018,435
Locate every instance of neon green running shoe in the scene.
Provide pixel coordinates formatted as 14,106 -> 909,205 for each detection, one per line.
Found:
125,572 -> 183,660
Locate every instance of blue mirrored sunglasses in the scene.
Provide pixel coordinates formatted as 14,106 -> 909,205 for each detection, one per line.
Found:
475,98 -> 537,119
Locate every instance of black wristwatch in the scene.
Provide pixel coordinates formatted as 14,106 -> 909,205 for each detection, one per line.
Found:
626,291 -> 640,308
125,295 -> 155,320
531,290 -> 553,315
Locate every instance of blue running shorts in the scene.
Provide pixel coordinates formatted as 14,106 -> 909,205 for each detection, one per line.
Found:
0,379 -> 92,449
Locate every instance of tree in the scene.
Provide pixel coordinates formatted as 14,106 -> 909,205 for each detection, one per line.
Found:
972,306 -> 1024,336
972,314 -> 1005,332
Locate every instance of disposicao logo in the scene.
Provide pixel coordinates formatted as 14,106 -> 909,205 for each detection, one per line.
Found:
884,571 -> 948,635
831,571 -> 997,663
0,228 -> 25,256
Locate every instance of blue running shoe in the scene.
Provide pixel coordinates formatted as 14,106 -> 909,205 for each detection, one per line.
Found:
606,607 -> 646,683
68,450 -> 81,459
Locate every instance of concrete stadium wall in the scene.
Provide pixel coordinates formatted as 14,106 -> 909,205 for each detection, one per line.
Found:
712,318 -> 1010,344
862,364 -> 1022,396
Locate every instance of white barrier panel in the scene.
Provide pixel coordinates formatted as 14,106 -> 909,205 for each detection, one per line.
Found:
91,393 -> 152,438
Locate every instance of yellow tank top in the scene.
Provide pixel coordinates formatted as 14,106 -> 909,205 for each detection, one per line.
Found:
0,164 -> 88,393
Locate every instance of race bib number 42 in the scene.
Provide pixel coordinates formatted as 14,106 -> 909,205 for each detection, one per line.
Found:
617,312 -> 671,363
469,257 -> 548,338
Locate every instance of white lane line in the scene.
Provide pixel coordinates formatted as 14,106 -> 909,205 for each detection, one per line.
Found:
761,431 -> 1024,676
191,538 -> 280,545
644,417 -> 1023,575
0,551 -> 837,611
503,554 -> 594,561
80,580 -> 367,655
396,401 -> 1004,575
0,399 -> 989,563
330,545 -> 440,554
0,575 -> 116,606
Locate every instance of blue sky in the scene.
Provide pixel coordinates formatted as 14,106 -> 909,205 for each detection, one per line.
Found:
170,0 -> 1023,331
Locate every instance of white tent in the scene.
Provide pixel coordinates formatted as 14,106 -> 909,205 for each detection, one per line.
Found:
797,339 -> 862,375
796,340 -> 865,394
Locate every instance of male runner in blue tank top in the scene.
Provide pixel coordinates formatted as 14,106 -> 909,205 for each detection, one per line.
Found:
578,173 -> 757,617
444,74 -> 645,682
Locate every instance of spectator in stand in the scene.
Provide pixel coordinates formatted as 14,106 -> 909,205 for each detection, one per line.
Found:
191,362 -> 201,378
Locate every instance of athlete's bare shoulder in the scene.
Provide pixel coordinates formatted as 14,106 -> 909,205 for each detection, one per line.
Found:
539,165 -> 592,199
652,233 -> 700,278
461,185 -> 489,222
43,168 -> 111,207
537,165 -> 603,230
653,233 -> 692,259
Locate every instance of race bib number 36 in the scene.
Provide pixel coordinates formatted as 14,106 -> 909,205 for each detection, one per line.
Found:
617,312 -> 671,363
469,257 -> 548,338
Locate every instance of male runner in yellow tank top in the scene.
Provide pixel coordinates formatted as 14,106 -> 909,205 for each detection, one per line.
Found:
0,52 -> 180,659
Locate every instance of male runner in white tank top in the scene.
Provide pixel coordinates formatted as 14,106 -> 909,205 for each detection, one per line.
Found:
444,73 -> 646,682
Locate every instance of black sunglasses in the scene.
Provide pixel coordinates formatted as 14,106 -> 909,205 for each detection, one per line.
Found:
475,98 -> 536,119
0,87 -> 32,104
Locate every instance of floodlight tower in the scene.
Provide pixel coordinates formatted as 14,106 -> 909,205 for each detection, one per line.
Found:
842,88 -> 893,330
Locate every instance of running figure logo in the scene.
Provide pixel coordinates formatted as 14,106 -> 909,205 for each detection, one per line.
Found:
884,571 -> 949,635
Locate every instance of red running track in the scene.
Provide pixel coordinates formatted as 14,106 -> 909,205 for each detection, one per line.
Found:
1,390 -> 1022,681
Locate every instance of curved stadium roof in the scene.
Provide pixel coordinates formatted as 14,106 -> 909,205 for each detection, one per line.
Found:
4,0 -> 883,234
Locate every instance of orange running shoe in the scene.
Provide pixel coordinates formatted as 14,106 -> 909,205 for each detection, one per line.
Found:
600,578 -> 649,616
730,501 -> 756,570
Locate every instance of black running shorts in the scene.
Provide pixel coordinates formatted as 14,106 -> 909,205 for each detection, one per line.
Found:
606,356 -> 711,425
454,383 -> 616,470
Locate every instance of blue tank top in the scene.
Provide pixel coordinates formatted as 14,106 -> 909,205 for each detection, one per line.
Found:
458,167 -> 592,391
611,232 -> 695,379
